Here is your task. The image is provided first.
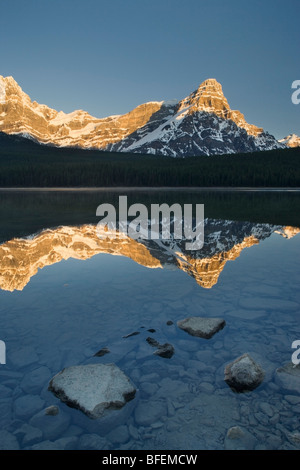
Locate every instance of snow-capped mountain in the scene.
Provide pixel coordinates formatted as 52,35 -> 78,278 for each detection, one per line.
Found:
0,75 -> 283,156
278,134 -> 300,148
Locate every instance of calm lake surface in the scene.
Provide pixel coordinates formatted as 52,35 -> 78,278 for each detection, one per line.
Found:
0,189 -> 299,450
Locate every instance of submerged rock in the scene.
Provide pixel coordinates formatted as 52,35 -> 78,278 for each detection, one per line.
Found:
122,331 -> 140,338
146,337 -> 175,358
154,343 -> 175,359
224,353 -> 265,392
45,405 -> 59,416
177,317 -> 225,339
93,347 -> 110,357
224,426 -> 256,450
146,337 -> 160,348
48,363 -> 136,419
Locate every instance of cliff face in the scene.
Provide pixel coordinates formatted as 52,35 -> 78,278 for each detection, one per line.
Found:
0,75 -> 283,156
0,221 -> 298,292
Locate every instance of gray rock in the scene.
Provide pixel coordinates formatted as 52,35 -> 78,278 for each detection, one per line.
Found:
224,426 -> 256,450
93,347 -> 110,357
275,363 -> 300,393
0,430 -> 20,450
146,337 -> 175,358
14,394 -> 45,419
224,353 -> 265,392
45,405 -> 59,416
177,317 -> 225,339
154,343 -> 175,359
48,363 -> 136,419
29,408 -> 70,440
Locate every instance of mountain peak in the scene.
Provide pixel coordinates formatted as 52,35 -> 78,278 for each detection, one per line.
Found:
278,134 -> 300,148
180,78 -> 227,111
197,78 -> 224,92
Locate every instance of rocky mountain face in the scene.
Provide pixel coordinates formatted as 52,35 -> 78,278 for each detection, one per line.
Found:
0,220 -> 298,292
278,134 -> 300,148
0,75 -> 283,156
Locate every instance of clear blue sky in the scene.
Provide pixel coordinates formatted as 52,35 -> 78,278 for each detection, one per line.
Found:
1,0 -> 299,139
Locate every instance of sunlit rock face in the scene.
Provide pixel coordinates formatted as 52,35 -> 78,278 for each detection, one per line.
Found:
275,226 -> 300,239
0,225 -> 162,292
0,220 -> 298,292
0,75 -> 282,156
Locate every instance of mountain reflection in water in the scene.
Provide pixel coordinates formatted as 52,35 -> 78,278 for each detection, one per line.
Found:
0,220 -> 298,292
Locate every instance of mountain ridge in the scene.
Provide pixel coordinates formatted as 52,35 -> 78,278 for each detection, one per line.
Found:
0,75 -> 284,156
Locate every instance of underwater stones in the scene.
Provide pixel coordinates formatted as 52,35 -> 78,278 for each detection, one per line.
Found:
48,363 -> 136,419
224,426 -> 256,450
177,317 -> 226,339
224,353 -> 265,392
275,363 -> 300,393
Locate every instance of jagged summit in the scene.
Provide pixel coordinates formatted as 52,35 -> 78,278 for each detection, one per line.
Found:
0,75 -> 283,156
278,134 -> 300,148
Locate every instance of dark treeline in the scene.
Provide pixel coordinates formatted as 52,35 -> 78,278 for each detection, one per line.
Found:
0,133 -> 299,187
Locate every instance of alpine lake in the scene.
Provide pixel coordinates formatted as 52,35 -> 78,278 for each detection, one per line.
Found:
0,188 -> 299,450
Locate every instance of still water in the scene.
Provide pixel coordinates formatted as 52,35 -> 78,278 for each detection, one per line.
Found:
0,189 -> 299,450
